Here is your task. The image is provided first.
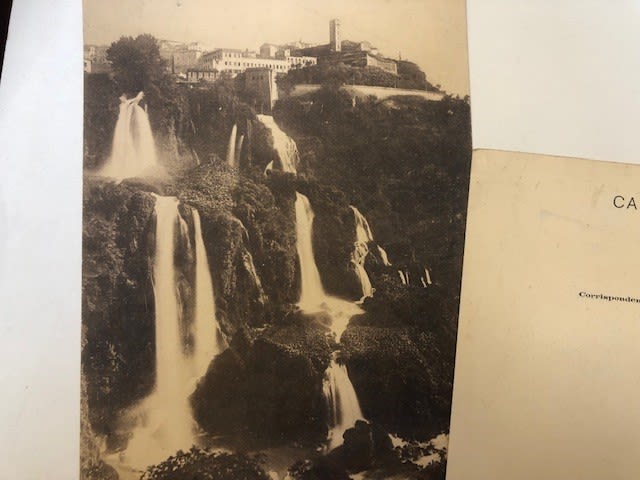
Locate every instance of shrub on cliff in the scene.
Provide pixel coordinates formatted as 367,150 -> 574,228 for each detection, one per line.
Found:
107,34 -> 170,104
142,447 -> 269,480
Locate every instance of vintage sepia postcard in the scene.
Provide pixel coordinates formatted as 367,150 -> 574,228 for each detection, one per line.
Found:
80,1 -> 471,478
448,150 -> 640,479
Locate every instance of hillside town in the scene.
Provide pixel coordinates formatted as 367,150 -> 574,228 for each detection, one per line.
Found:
84,19 -> 440,112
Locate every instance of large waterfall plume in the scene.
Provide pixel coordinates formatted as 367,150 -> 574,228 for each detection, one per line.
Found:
100,92 -> 159,180
123,196 -> 224,469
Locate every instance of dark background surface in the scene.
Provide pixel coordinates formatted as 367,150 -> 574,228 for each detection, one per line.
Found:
0,1 -> 13,80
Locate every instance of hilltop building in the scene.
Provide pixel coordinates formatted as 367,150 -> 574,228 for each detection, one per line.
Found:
292,19 -> 398,75
330,19 -> 341,52
244,68 -> 279,112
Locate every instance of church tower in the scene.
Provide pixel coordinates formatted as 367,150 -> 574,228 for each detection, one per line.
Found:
330,19 -> 341,52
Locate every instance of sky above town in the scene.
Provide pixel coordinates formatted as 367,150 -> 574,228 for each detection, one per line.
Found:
84,0 -> 470,95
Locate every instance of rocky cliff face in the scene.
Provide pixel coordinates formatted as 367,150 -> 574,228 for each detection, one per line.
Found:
192,312 -> 333,444
82,179 -> 156,436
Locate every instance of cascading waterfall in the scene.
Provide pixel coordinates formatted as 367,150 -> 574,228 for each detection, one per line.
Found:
260,117 -> 363,450
294,192 -> 364,449
226,124 -> 238,168
350,206 -> 375,301
378,246 -> 392,266
192,209 -> 225,379
125,196 -> 194,468
256,114 -> 299,173
323,353 -> 364,451
350,206 -> 394,300
295,193 -> 327,310
100,92 -> 158,180
242,249 -> 268,305
124,197 -> 224,469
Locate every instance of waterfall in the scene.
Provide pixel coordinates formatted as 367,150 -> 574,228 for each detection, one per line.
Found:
378,246 -> 392,266
294,193 -> 364,449
295,193 -> 326,310
424,266 -> 433,285
256,115 -> 299,173
399,270 -> 407,285
235,134 -> 244,166
125,196 -> 194,468
250,116 -> 365,450
226,124 -> 237,168
124,198 -> 224,469
350,206 -> 375,301
242,249 -> 268,304
192,209 -> 225,379
100,93 -> 158,180
323,353 -> 364,451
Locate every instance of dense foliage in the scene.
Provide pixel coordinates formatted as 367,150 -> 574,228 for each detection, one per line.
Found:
106,34 -> 170,102
279,63 -> 398,91
142,447 -> 269,480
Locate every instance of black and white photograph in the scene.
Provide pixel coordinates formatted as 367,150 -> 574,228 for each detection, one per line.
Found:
80,1 -> 472,478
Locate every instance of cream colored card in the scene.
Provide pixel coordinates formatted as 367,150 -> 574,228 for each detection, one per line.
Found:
448,149 -> 640,479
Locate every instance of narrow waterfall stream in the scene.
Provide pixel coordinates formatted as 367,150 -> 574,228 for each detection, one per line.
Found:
101,92 -> 158,180
323,353 -> 365,451
226,124 -> 238,168
235,133 -> 244,166
192,209 -> 225,379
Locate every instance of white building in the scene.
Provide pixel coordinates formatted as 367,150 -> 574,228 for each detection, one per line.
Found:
198,48 -> 316,77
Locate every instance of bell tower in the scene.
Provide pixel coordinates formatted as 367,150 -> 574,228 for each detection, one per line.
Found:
330,19 -> 341,52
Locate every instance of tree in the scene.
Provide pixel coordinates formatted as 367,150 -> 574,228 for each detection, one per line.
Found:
106,34 -> 183,136
106,34 -> 170,101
